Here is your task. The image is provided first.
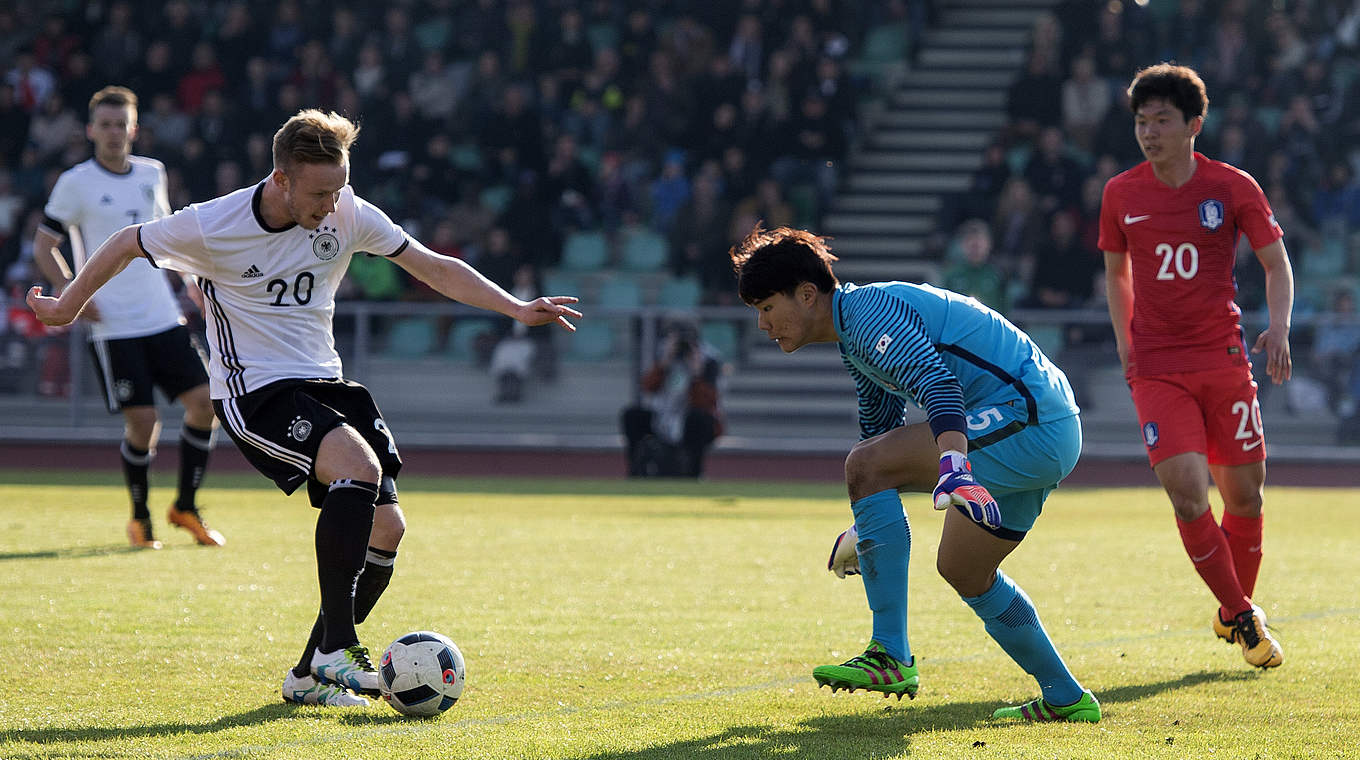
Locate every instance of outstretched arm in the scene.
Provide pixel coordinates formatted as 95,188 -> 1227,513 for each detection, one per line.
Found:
390,240 -> 581,330
26,225 -> 143,326
1251,238 -> 1293,384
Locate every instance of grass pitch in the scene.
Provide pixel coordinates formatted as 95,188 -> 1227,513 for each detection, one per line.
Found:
0,470 -> 1356,759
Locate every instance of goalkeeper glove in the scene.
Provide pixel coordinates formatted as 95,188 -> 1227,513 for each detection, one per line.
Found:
932,450 -> 1001,530
826,524 -> 859,578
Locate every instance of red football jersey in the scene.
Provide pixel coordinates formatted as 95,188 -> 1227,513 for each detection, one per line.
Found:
1098,153 -> 1282,377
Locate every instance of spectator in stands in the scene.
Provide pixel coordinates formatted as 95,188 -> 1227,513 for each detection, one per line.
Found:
90,2 -> 144,82
1061,55 -> 1111,153
489,262 -> 555,403
1023,209 -> 1097,311
5,48 -> 57,114
1310,286 -> 1360,420
670,170 -> 733,299
178,41 -> 226,114
942,218 -> 1009,313
142,92 -> 191,148
1023,126 -> 1085,214
27,94 -> 82,165
1006,49 -> 1063,143
0,83 -> 30,168
621,320 -> 724,478
650,149 -> 692,233
1313,163 -> 1360,237
991,177 -> 1043,286
771,90 -> 846,224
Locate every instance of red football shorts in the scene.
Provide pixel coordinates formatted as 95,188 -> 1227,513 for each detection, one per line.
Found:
1128,364 -> 1266,467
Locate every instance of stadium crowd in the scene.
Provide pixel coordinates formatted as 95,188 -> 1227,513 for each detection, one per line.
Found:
0,0 -> 926,313
0,0 -> 1356,419
935,0 -> 1360,421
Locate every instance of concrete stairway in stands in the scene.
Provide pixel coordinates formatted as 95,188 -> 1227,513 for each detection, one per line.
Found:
723,0 -> 1056,437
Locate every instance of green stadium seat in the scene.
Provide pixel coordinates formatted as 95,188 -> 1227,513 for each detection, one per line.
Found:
385,317 -> 438,358
561,230 -> 610,271
599,275 -> 642,309
619,227 -> 669,272
450,143 -> 483,172
1303,239 -> 1347,277
479,184 -> 513,214
542,270 -> 583,299
848,24 -> 909,80
1006,144 -> 1033,175
788,184 -> 819,228
562,320 -> 616,362
446,317 -> 498,362
700,321 -> 740,360
587,22 -> 619,52
1024,324 -> 1064,359
1254,106 -> 1283,137
657,276 -> 702,308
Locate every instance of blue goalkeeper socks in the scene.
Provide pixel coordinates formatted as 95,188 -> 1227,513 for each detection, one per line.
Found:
964,569 -> 1082,706
851,489 -> 912,663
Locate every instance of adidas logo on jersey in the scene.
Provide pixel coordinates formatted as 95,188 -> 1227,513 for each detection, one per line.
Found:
241,265 -> 264,279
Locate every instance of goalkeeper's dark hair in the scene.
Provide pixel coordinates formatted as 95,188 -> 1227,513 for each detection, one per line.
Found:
1127,62 -> 1208,122
729,224 -> 839,304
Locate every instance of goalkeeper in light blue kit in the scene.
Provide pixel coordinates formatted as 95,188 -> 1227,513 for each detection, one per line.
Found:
729,225 -> 1099,723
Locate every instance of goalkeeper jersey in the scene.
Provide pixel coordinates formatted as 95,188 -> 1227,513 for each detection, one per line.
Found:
832,282 -> 1078,443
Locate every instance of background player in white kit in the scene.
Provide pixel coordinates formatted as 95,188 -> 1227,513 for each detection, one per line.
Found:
27,109 -> 583,707
33,86 -> 223,550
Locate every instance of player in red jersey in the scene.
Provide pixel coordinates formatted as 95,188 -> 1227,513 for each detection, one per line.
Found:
1099,63 -> 1292,669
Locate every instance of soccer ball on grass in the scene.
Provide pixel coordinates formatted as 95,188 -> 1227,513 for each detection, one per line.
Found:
378,630 -> 466,716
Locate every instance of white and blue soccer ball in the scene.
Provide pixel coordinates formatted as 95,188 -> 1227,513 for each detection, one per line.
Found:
379,630 -> 466,717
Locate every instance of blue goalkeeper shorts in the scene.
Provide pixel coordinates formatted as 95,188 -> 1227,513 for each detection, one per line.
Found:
966,414 -> 1082,539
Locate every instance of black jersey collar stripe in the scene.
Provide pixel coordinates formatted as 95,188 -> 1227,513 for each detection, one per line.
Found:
40,213 -> 66,238
251,182 -> 297,233
90,157 -> 135,177
201,279 -> 248,397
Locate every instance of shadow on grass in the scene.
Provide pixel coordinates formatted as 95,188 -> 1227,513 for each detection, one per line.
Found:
0,543 -> 148,561
576,669 -> 1251,760
0,670 -> 1255,756
1,697 -> 442,749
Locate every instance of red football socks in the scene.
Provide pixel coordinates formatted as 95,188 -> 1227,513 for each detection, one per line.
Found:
1220,511 -> 1264,609
1175,510 -> 1251,617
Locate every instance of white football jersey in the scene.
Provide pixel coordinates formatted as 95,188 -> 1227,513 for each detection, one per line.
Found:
137,182 -> 409,399
42,156 -> 184,340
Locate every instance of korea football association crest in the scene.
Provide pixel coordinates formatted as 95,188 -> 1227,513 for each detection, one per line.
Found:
1142,421 -> 1159,449
1198,199 -> 1224,231
310,225 -> 340,261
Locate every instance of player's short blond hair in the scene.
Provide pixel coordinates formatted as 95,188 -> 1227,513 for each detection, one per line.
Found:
88,86 -> 138,119
272,109 -> 359,174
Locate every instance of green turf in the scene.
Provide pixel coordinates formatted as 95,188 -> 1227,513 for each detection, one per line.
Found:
1,471 -> 1356,759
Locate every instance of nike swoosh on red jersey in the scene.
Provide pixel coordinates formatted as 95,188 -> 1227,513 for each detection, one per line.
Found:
1123,214 -> 1152,224
1242,439 -> 1263,451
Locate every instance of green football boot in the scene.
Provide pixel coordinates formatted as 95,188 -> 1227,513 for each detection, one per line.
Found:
992,690 -> 1101,723
812,641 -> 918,700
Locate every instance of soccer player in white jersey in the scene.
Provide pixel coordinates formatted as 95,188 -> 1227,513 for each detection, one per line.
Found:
33,86 -> 223,551
28,109 -> 583,707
